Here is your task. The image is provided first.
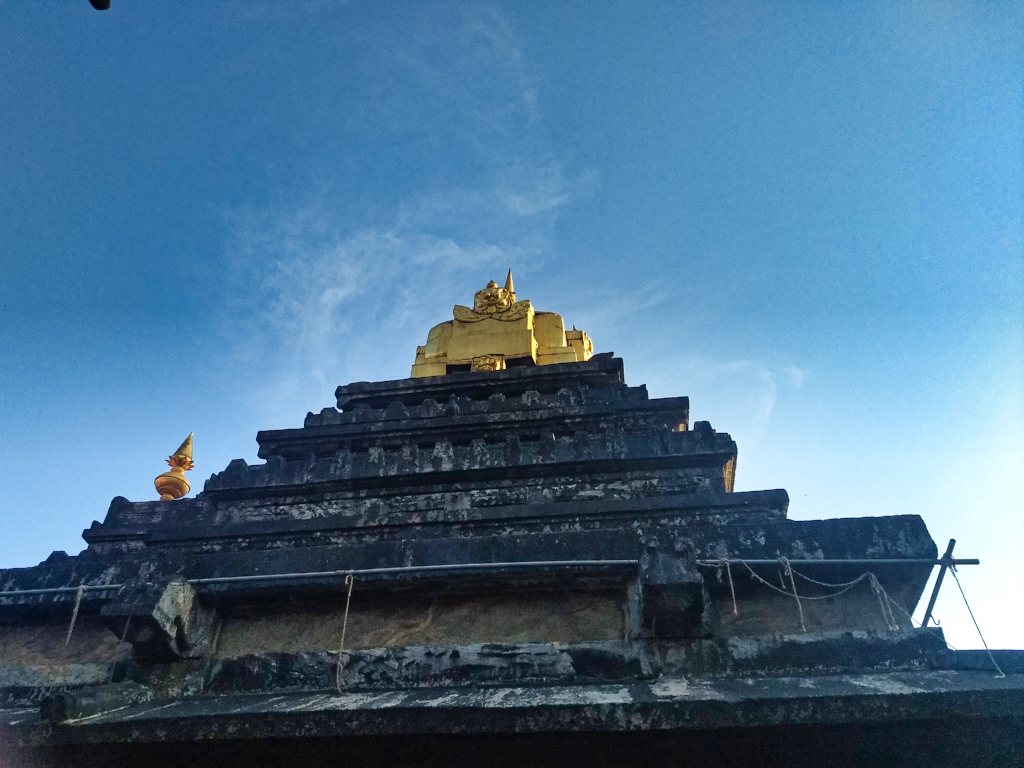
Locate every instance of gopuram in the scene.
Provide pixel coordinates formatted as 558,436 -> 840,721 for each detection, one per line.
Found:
1,275 -> 1022,767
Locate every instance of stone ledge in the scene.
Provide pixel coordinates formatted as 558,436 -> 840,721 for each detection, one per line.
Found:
6,668 -> 1024,747
107,489 -> 789,546
335,355 -> 625,411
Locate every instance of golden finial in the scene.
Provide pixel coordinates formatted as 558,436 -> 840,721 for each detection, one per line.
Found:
504,268 -> 515,298
154,433 -> 194,501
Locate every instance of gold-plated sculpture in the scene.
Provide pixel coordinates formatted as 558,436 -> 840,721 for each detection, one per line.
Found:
453,273 -> 529,321
411,270 -> 594,377
154,433 -> 195,501
470,354 -> 507,372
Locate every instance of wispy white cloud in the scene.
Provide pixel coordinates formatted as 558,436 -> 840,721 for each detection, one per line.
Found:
340,4 -> 540,143
629,354 -> 810,456
687,359 -> 779,438
216,4 -> 594,428
230,0 -> 342,23
222,214 -> 510,421
462,4 -> 540,123
781,365 -> 808,389
557,283 -> 674,332
497,162 -> 571,217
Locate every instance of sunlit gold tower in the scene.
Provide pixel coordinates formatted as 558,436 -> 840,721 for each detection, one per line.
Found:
411,270 -> 593,377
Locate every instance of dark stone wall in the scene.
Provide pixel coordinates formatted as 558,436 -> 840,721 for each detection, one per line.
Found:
8,717 -> 1024,768
1,356 -> 986,757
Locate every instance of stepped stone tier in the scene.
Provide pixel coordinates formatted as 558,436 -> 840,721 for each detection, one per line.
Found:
1,280 -> 1023,767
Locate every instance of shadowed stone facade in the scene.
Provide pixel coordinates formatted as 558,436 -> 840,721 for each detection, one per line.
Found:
1,355 -> 1022,766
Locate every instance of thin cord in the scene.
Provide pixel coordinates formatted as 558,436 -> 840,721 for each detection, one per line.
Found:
739,560 -> 800,598
335,573 -> 355,692
107,596 -> 141,684
712,560 -> 739,615
868,574 -> 899,631
700,558 -> 960,649
779,558 -> 807,632
64,585 -> 85,647
788,567 -> 870,590
730,562 -> 866,601
869,580 -> 958,650
724,560 -> 737,615
949,566 -> 1005,678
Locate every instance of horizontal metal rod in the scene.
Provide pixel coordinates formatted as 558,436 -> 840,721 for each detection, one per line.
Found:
189,559 -> 641,586
0,555 -> 980,598
0,584 -> 123,598
697,558 -> 979,567
0,560 -> 638,598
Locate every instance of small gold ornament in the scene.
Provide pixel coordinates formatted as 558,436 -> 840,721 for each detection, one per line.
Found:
154,433 -> 194,501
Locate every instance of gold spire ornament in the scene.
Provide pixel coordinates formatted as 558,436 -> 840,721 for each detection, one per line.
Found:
154,433 -> 194,501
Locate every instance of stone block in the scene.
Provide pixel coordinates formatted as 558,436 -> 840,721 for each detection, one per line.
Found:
101,579 -> 216,660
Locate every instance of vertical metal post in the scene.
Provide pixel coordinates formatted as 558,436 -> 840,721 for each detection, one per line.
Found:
921,538 -> 956,627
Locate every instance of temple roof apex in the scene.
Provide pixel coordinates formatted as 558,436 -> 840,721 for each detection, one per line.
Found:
411,274 -> 593,377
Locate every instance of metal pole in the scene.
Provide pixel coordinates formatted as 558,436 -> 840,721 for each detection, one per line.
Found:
189,559 -> 641,586
921,538 -> 956,627
0,584 -> 123,598
0,554 -> 981,599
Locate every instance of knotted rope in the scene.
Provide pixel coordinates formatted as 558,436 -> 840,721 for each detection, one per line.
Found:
711,560 -> 907,635
737,559 -> 809,632
779,557 -> 807,632
700,555 -> 997,665
868,573 -> 900,631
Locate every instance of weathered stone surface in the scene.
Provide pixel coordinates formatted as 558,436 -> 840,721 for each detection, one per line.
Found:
7,665 -> 1023,747
101,579 -> 216,660
40,681 -> 153,723
212,590 -> 623,658
1,355 -> 1017,766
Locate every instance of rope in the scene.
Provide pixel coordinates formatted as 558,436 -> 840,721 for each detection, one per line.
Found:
779,558 -> 807,632
723,560 -> 737,615
790,571 -> 864,588
873,582 -> 958,650
210,616 -> 224,656
700,557 -> 964,647
868,574 -> 900,631
725,561 -> 866,601
793,570 -> 870,601
107,596 -> 141,684
723,559 -> 897,634
64,585 -> 85,647
950,566 -> 1005,678
738,560 -> 799,598
737,560 -> 809,631
334,572 -> 355,693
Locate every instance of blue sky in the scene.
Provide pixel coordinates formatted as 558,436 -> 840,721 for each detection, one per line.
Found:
1,2 -> 1021,650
